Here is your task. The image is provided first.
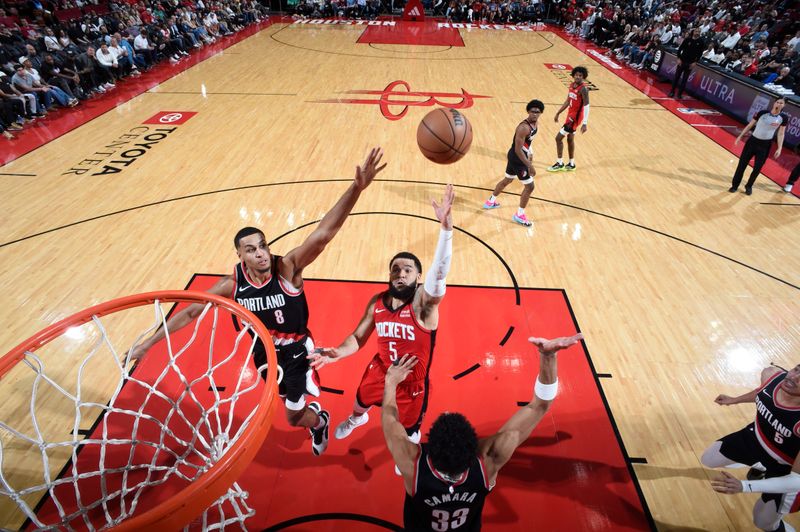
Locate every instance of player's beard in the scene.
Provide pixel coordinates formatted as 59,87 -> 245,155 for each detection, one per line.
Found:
389,281 -> 416,302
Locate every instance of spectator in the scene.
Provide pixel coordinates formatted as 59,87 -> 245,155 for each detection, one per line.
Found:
670,27 -> 705,99
773,66 -> 795,89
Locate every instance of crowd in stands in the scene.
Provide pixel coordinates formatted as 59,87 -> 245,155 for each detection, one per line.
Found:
557,0 -> 799,94
0,0 -> 269,139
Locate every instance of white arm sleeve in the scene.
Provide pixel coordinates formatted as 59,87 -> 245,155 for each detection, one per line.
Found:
582,104 -> 590,125
742,472 -> 800,493
423,228 -> 453,298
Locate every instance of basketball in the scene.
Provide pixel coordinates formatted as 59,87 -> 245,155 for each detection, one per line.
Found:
416,108 -> 473,164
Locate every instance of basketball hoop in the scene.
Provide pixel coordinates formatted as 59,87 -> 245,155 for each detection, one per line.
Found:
0,291 -> 280,531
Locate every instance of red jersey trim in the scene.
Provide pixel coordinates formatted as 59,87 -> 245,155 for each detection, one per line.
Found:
240,261 -> 272,289
278,276 -> 303,297
758,370 -> 786,393
411,445 -> 421,497
771,376 -> 800,411
754,421 -> 793,465
426,456 -> 468,487
231,267 -> 238,300
477,455 -> 494,491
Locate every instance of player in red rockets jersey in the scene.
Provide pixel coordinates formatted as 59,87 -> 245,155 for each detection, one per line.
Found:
547,65 -> 590,173
309,184 -> 455,444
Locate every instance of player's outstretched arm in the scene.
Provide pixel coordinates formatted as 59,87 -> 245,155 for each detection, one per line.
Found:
129,276 -> 235,361
420,185 -> 454,319
734,119 -> 757,145
382,354 -> 421,490
478,333 -> 583,484
308,294 -> 378,369
282,147 -> 387,280
713,366 -> 781,405
712,452 -> 800,495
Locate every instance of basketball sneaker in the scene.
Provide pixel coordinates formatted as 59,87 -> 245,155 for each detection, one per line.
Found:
565,163 -> 576,171
335,412 -> 369,439
547,162 -> 565,172
785,184 -> 794,193
307,402 -> 329,456
482,199 -> 500,209
512,213 -> 532,227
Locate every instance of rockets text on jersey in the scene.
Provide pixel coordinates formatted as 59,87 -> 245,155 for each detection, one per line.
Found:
373,292 -> 434,383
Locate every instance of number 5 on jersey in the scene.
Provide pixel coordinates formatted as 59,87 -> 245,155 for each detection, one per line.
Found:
389,341 -> 398,362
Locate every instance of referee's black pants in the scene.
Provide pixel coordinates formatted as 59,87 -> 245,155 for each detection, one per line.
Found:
731,137 -> 772,190
787,161 -> 800,188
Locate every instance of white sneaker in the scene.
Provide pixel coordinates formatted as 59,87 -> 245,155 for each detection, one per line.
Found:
335,413 -> 369,439
785,183 -> 794,192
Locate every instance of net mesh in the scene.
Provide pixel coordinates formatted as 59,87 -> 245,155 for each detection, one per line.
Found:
0,296 -> 280,531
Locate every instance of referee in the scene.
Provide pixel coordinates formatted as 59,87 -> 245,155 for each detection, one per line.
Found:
729,97 -> 788,196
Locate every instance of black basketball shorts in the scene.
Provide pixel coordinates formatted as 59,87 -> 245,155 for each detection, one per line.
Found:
253,338 -> 312,410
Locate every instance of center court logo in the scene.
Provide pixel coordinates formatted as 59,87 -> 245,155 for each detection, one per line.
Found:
63,111 -> 197,176
315,80 -> 490,120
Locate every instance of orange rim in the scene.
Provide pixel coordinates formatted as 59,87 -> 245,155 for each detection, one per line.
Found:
0,290 -> 279,531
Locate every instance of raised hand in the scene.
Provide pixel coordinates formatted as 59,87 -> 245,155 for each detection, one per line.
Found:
432,184 -> 455,230
710,471 -> 744,494
307,347 -> 342,370
386,354 -> 418,387
354,147 -> 387,191
528,333 -> 584,355
714,394 -> 738,406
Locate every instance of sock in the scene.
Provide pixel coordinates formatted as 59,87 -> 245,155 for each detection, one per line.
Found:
489,194 -> 497,202
353,402 -> 370,416
556,158 -> 563,164
569,159 -> 575,165
314,412 -> 326,429
517,207 -> 525,216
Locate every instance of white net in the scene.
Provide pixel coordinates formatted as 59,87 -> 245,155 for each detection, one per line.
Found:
0,295 -> 280,531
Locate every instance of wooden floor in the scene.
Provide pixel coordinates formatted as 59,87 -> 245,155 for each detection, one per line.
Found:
1,19 -> 799,531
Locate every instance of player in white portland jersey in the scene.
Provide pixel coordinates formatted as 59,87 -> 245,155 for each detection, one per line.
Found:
309,185 -> 455,444
703,364 -> 800,531
130,148 -> 387,457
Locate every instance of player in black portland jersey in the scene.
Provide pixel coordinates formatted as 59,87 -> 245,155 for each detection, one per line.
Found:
131,147 -> 387,456
704,364 -> 800,532
482,99 -> 544,228
383,333 -> 583,531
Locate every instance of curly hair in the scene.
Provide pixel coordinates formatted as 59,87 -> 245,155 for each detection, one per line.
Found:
526,99 -> 545,112
426,413 -> 478,476
571,66 -> 589,79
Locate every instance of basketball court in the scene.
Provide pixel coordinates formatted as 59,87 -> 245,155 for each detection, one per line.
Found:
1,14 -> 799,531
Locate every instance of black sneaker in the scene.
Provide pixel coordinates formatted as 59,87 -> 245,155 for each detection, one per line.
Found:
728,186 -> 738,193
745,187 -> 753,196
308,402 -> 329,456
746,466 -> 766,481
547,162 -> 565,172
565,162 -> 576,171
